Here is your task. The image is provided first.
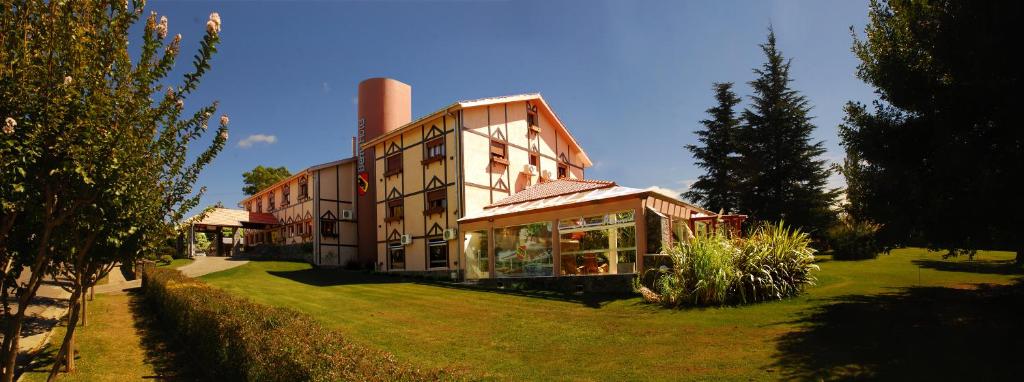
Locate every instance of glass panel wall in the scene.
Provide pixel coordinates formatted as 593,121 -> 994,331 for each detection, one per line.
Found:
558,210 -> 637,275
494,222 -> 553,277
464,230 -> 489,279
671,217 -> 692,247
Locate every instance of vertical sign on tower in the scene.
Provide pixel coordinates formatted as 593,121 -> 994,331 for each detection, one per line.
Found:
356,117 -> 368,195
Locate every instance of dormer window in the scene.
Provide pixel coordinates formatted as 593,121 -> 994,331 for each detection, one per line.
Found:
256,199 -> 262,213
298,175 -> 308,199
268,191 -> 276,210
282,184 -> 291,206
385,153 -> 403,177
558,165 -> 568,179
527,110 -> 540,135
490,140 -> 508,166
422,138 -> 445,165
321,218 -> 338,238
424,188 -> 447,215
385,199 -> 404,222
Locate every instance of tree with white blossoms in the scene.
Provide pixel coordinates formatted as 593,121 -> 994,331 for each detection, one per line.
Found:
0,1 -> 229,380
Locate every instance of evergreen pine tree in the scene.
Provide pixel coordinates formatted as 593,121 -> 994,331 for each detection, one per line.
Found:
684,82 -> 742,213
737,28 -> 838,235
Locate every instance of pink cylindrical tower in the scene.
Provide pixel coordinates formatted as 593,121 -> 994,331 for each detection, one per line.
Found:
356,78 -> 411,268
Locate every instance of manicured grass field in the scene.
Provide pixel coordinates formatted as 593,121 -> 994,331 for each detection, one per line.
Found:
201,249 -> 1023,381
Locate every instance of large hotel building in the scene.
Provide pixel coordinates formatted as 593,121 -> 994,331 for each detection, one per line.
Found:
238,78 -> 743,281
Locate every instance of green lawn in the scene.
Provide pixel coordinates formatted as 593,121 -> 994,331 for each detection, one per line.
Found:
20,292 -> 200,382
20,294 -> 153,382
201,249 -> 1023,381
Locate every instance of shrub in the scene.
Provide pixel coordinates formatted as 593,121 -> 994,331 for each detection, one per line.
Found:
734,222 -> 819,302
647,232 -> 738,306
638,221 -> 818,307
826,217 -> 883,260
141,266 -> 459,381
158,254 -> 174,265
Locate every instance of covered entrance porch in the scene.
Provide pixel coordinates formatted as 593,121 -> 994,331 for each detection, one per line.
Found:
184,207 -> 279,257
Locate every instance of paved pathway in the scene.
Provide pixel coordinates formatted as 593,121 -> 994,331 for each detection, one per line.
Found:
177,256 -> 249,278
92,256 -> 248,294
0,270 -> 72,367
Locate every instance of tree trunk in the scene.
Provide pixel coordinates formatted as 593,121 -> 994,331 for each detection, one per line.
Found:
1,270 -> 48,382
1016,246 -> 1023,266
80,292 -> 87,327
0,302 -> 30,382
46,291 -> 82,382
0,307 -> 24,380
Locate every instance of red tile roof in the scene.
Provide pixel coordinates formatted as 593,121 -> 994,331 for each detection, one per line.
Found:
486,179 -> 616,208
188,208 -> 280,227
246,211 -> 280,225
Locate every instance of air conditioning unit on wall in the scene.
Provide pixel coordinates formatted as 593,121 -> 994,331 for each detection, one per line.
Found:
443,228 -> 457,241
400,234 -> 413,245
341,209 -> 354,220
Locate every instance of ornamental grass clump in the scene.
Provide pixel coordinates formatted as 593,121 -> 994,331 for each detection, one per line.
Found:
142,266 -> 460,381
638,221 -> 818,307
734,222 -> 819,303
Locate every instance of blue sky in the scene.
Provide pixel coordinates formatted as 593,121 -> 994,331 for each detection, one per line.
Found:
147,0 -> 876,211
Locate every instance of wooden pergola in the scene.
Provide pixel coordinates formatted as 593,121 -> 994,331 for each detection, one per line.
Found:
689,214 -> 748,238
184,208 -> 279,257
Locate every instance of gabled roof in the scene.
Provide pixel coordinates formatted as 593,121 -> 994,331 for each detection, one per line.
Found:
486,179 -> 616,208
460,180 -> 646,223
361,93 -> 593,167
186,208 -> 279,228
238,157 -> 355,205
459,179 -> 716,223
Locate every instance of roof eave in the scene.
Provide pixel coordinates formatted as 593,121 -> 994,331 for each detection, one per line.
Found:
358,93 -> 593,168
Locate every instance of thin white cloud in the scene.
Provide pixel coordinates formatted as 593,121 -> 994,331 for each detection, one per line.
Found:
322,81 -> 331,94
237,134 -> 277,148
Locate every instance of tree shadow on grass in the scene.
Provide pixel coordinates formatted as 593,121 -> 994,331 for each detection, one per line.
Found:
912,258 -> 1023,275
424,281 -> 637,309
16,340 -> 60,379
266,267 -> 636,309
773,280 -> 1024,381
126,289 -> 210,381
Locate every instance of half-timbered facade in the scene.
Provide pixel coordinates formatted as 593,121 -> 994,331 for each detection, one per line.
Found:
235,78 -> 743,280
362,92 -> 592,273
239,158 -> 359,266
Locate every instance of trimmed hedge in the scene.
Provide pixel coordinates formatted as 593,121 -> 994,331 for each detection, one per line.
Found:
142,266 -> 458,381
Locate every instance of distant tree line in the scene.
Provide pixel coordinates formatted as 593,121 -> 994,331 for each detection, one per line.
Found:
242,165 -> 291,196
